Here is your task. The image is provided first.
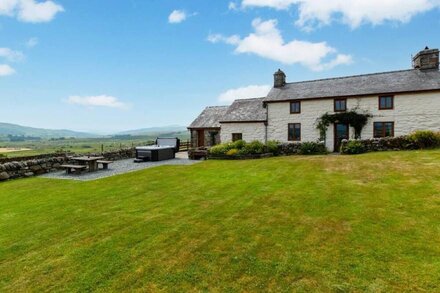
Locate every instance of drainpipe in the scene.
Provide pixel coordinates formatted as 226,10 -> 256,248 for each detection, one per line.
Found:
264,102 -> 268,144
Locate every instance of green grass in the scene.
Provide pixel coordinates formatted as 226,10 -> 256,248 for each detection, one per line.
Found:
1,150 -> 439,292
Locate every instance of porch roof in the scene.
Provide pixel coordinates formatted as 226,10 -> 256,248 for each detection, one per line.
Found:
188,106 -> 229,129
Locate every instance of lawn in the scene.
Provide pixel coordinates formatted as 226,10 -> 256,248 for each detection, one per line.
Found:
0,150 -> 439,292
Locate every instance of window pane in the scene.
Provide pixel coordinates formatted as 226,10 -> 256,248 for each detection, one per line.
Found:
385,123 -> 393,137
232,133 -> 242,142
335,99 -> 346,111
288,124 -> 300,141
386,98 -> 392,108
380,96 -> 393,109
374,123 -> 383,137
291,102 -> 300,113
294,124 -> 300,140
374,122 -> 394,138
288,124 -> 294,140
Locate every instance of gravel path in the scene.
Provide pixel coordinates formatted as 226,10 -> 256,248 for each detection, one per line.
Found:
40,155 -> 201,181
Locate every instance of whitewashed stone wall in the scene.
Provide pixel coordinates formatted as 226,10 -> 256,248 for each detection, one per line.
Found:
267,91 -> 440,151
267,99 -> 334,149
220,122 -> 266,143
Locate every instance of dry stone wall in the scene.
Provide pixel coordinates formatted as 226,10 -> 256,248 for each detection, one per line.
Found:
0,157 -> 67,181
0,148 -> 136,182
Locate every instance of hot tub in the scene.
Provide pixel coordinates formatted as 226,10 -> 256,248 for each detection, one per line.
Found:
135,137 -> 180,162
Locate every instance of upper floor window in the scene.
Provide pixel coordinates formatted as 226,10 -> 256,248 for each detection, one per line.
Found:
290,101 -> 301,114
374,122 -> 394,138
379,95 -> 394,110
288,123 -> 301,141
232,133 -> 242,142
334,98 -> 347,112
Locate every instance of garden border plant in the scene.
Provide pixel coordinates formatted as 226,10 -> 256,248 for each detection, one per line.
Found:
208,140 -> 327,159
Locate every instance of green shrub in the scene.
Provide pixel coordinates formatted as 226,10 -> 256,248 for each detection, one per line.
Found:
408,130 -> 440,149
299,142 -> 327,155
242,140 -> 265,155
341,140 -> 366,154
231,140 -> 246,150
226,148 -> 239,156
266,140 -> 280,155
209,144 -> 230,156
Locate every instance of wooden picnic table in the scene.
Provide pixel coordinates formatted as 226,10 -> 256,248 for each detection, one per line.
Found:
72,156 -> 104,172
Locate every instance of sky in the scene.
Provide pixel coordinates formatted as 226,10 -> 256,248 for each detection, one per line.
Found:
0,0 -> 439,133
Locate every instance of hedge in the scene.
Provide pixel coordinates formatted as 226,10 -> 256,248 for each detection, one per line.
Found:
340,130 -> 440,154
208,140 -> 327,159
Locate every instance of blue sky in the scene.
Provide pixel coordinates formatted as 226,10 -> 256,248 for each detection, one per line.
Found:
1,0 -> 439,133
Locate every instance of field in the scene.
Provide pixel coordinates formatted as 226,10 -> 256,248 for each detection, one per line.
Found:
0,132 -> 190,158
0,148 -> 32,153
0,150 -> 439,291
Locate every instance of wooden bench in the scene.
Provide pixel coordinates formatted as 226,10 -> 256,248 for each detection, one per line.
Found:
96,160 -> 113,170
60,164 -> 87,174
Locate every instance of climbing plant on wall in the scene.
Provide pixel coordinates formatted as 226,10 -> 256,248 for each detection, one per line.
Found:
316,109 -> 371,140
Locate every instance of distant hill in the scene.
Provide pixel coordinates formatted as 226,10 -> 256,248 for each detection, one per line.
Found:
117,125 -> 187,136
0,122 -> 98,139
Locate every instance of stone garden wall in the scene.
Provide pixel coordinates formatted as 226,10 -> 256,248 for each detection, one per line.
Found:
0,148 -> 136,182
340,137 -> 417,154
0,157 -> 67,181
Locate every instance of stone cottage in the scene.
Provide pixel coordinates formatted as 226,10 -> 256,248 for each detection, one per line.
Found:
189,47 -> 440,151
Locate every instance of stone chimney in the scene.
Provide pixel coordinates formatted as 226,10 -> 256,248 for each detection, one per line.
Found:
274,69 -> 286,88
412,47 -> 439,71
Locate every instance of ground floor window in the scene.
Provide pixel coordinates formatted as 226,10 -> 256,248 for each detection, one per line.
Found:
232,133 -> 242,142
209,131 -> 218,146
288,123 -> 301,141
374,122 -> 394,138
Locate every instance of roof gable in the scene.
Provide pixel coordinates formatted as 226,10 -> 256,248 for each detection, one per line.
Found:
188,106 -> 229,129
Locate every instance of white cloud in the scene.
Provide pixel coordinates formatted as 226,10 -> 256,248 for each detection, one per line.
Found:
207,34 -> 240,45
0,64 -> 15,76
168,10 -> 190,23
208,18 -> 352,71
0,48 -> 24,62
228,2 -> 238,10
26,37 -> 39,47
67,95 -> 128,109
0,0 -> 64,23
0,0 -> 18,16
218,85 -> 271,103
241,0 -> 440,29
242,0 -> 296,10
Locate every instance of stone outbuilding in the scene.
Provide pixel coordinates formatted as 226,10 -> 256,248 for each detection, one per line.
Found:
188,106 -> 228,148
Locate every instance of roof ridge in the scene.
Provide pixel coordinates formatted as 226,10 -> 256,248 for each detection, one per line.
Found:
233,97 -> 266,102
205,105 -> 229,109
285,69 -> 415,85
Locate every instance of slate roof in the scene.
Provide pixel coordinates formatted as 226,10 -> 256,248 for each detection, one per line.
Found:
265,69 -> 440,102
220,97 -> 267,123
188,106 -> 229,129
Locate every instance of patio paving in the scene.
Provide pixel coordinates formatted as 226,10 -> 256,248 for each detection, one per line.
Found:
40,152 -> 200,181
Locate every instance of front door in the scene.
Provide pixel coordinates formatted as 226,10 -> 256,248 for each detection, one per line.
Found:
197,130 -> 205,147
334,123 -> 349,152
